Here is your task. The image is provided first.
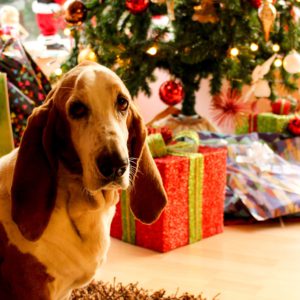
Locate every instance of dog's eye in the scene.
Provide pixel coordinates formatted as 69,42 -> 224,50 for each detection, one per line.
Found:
69,101 -> 88,119
116,96 -> 129,112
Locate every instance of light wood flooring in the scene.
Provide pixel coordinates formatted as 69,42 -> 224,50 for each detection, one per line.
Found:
96,221 -> 300,300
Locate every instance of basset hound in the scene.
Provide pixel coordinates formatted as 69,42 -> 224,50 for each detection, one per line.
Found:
0,62 -> 167,300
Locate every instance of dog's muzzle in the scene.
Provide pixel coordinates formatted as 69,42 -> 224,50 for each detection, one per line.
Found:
96,151 -> 128,181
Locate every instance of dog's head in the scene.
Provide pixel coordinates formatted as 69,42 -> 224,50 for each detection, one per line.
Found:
11,62 -> 167,241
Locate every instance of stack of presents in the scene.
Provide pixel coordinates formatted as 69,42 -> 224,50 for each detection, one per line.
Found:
0,37 -> 51,156
2,39 -> 300,253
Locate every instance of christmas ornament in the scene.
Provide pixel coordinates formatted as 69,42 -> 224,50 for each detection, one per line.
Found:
254,79 -> 271,98
249,0 -> 262,8
125,0 -> 149,14
288,116 -> 300,136
249,0 -> 276,9
271,98 -> 293,115
78,47 -> 97,63
64,0 -> 87,25
283,50 -> 300,74
211,88 -> 251,130
258,0 -> 277,42
159,80 -> 184,106
166,0 -> 175,21
192,0 -> 219,23
150,0 -> 165,3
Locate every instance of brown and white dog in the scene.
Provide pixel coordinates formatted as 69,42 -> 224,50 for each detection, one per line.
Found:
0,62 -> 167,300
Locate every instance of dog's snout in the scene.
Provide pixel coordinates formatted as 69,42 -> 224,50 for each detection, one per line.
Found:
97,152 -> 128,180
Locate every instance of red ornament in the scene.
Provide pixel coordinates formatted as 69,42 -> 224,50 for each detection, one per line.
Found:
249,0 -> 276,9
288,116 -> 300,136
65,0 -> 87,25
125,0 -> 149,14
211,88 -> 252,130
159,80 -> 184,106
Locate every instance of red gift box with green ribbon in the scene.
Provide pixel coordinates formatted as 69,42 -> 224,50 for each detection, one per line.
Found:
110,137 -> 227,252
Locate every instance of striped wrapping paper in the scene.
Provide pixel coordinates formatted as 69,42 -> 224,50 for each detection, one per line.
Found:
111,147 -> 227,252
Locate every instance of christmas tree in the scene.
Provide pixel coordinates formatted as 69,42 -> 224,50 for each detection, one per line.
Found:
61,0 -> 300,116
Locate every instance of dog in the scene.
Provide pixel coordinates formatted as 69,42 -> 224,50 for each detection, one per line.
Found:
0,62 -> 167,300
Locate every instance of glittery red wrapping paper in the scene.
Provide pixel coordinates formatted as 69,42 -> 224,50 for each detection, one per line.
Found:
135,156 -> 189,252
199,146 -> 227,238
110,147 -> 227,252
111,201 -> 122,240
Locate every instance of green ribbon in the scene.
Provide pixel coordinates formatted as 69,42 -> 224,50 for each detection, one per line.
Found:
170,152 -> 204,244
147,133 -> 168,158
121,190 -> 135,244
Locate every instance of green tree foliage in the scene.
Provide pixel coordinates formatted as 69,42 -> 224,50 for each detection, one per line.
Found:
62,0 -> 300,115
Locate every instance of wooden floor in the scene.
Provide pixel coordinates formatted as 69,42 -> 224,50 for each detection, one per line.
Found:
96,221 -> 300,300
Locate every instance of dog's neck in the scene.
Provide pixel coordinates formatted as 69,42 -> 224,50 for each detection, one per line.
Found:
57,162 -> 118,241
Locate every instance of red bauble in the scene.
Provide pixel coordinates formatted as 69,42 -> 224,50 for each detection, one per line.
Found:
159,80 -> 184,106
125,0 -> 149,14
249,0 -> 276,9
288,116 -> 300,136
65,0 -> 87,25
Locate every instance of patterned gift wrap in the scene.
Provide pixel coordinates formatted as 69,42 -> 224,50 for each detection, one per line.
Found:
110,146 -> 227,252
236,113 -> 294,134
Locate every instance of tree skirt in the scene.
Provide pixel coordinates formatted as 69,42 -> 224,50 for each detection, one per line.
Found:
71,280 -> 217,300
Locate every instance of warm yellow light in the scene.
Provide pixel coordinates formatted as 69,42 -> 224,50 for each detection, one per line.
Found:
63,28 -> 71,36
274,58 -> 283,67
55,68 -> 63,76
272,44 -> 280,52
146,46 -> 158,56
230,47 -> 239,57
250,43 -> 259,52
88,51 -> 96,60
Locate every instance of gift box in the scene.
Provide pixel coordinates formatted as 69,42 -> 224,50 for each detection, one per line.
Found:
0,73 -> 14,157
236,113 -> 294,134
110,146 -> 227,252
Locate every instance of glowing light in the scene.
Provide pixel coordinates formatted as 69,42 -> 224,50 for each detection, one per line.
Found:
230,47 -> 239,57
55,68 -> 63,76
274,58 -> 282,67
146,46 -> 158,56
63,28 -> 71,36
250,43 -> 259,52
88,51 -> 96,61
272,44 -> 280,52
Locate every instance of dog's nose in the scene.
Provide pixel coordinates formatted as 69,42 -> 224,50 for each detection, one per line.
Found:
97,152 -> 128,179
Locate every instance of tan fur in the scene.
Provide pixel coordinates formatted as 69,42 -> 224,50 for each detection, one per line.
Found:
0,62 -> 167,300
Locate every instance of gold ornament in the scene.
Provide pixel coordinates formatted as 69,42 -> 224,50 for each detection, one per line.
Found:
258,0 -> 277,42
150,0 -> 165,3
166,0 -> 175,21
192,0 -> 219,23
78,47 -> 97,63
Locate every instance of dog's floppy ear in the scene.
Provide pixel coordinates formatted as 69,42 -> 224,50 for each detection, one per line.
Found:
11,97 -> 59,241
127,104 -> 167,224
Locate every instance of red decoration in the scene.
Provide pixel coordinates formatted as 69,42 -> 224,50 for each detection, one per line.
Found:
64,0 -> 87,25
111,147 -> 227,252
159,80 -> 184,106
211,88 -> 252,130
147,126 -> 173,143
125,0 -> 149,14
288,116 -> 300,136
271,98 -> 292,115
249,0 -> 276,9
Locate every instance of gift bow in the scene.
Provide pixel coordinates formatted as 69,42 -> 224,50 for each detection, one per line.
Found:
147,130 -> 200,158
